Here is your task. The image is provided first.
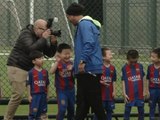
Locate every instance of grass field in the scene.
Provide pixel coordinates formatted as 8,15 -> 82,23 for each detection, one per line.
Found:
0,104 -> 56,115
0,103 -> 152,120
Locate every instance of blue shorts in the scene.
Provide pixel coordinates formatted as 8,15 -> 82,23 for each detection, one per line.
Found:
124,100 -> 144,120
125,99 -> 144,107
149,89 -> 160,119
149,89 -> 160,105
56,88 -> 75,120
103,100 -> 115,111
29,93 -> 47,119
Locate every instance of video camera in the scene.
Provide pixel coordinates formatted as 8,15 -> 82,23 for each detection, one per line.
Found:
47,18 -> 61,37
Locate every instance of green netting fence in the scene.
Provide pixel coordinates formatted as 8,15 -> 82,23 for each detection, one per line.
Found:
0,0 -> 160,100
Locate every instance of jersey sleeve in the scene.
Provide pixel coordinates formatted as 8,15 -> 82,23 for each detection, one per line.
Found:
113,68 -> 117,81
140,64 -> 145,77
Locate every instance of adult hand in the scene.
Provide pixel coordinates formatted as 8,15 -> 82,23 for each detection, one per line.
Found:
42,29 -> 51,39
78,63 -> 85,73
50,35 -> 57,44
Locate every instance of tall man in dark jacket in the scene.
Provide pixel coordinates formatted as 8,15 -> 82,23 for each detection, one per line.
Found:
4,19 -> 57,120
66,3 -> 106,120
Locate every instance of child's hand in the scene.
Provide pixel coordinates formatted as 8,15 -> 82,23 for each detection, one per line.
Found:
67,64 -> 73,71
55,53 -> 61,62
112,92 -> 116,99
100,80 -> 110,87
147,91 -> 150,98
124,94 -> 129,103
28,96 -> 32,103
47,95 -> 50,101
144,90 -> 150,99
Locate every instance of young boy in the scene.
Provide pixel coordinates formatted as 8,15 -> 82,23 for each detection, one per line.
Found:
146,48 -> 160,120
50,43 -> 75,120
122,49 -> 145,120
27,51 -> 49,120
93,48 -> 117,120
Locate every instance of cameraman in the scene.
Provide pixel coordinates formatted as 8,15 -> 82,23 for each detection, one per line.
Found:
4,19 -> 57,120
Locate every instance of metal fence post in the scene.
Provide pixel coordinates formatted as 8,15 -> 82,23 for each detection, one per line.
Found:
121,0 -> 129,51
46,0 -> 50,19
150,0 -> 157,48
102,0 -> 107,45
0,79 -> 2,98
7,2 -> 11,45
25,0 -> 30,24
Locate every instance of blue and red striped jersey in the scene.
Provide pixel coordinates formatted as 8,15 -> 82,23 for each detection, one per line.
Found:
122,63 -> 145,101
147,64 -> 160,89
101,64 -> 117,101
27,68 -> 49,94
55,61 -> 74,90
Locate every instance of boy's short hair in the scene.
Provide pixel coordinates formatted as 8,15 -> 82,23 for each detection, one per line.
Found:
57,43 -> 71,53
29,51 -> 43,60
127,49 -> 139,60
152,48 -> 160,58
66,2 -> 85,16
101,47 -> 110,57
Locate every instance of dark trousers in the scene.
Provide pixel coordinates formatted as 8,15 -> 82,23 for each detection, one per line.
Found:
75,73 -> 106,120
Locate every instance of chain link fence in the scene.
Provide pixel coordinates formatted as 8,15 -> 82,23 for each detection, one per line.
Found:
0,0 -> 160,100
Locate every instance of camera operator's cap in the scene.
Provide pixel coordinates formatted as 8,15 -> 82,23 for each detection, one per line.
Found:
66,2 -> 85,16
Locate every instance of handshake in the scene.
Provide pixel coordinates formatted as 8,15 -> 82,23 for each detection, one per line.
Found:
47,18 -> 61,37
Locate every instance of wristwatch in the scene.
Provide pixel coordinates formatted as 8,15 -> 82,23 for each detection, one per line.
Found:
80,60 -> 86,64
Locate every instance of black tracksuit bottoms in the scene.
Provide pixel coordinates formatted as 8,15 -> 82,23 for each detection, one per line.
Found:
75,73 -> 106,120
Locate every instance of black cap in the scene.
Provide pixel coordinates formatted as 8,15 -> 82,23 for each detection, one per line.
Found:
66,2 -> 84,16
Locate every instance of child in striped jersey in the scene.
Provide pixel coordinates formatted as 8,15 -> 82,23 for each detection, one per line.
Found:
50,43 -> 75,120
27,51 -> 49,120
122,49 -> 145,120
146,48 -> 160,120
93,48 -> 117,120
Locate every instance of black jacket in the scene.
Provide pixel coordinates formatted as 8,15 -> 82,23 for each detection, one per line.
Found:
7,25 -> 57,71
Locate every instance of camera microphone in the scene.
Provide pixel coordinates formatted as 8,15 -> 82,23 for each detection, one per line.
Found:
54,17 -> 58,23
47,18 -> 61,37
